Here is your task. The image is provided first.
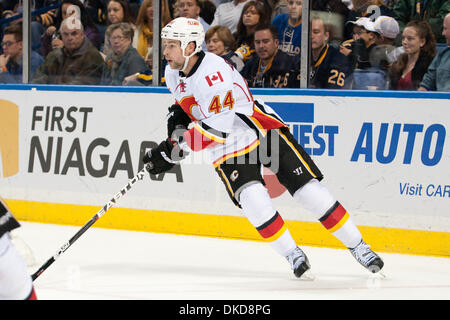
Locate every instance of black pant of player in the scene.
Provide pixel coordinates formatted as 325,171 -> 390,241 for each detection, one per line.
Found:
216,126 -> 323,206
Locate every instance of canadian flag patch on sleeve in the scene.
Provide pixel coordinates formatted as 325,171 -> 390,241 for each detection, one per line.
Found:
205,71 -> 224,86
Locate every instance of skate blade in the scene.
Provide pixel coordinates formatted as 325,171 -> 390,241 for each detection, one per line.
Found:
299,269 -> 315,281
373,270 -> 386,279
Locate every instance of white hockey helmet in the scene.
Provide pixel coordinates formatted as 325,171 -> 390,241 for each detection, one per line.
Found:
161,17 -> 205,71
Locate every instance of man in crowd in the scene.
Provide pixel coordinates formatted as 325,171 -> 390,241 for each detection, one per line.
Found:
364,15 -> 403,74
310,15 -> 352,89
241,24 -> 299,88
177,0 -> 210,50
211,0 -> 249,34
272,0 -> 303,57
393,0 -> 450,43
0,24 -> 43,83
419,12 -> 450,91
373,15 -> 403,65
31,17 -> 104,85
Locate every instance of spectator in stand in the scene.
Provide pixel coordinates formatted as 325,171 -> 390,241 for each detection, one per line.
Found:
211,0 -> 249,34
312,0 -> 351,43
344,0 -> 394,40
205,25 -> 245,71
135,0 -> 172,68
176,0 -> 211,32
341,17 -> 378,69
0,3 -> 47,53
312,0 -> 350,18
107,0 -> 135,25
199,0 -> 217,25
0,25 -> 43,83
371,15 -> 403,68
419,12 -> 450,91
234,0 -> 270,63
102,0 -> 137,57
272,0 -> 302,57
1,10 -> 18,53
310,15 -> 352,89
388,20 -> 436,90
33,1 -> 59,29
393,0 -> 450,43
32,18 -> 104,84
374,15 -> 400,46
40,0 -> 102,57
268,0 -> 289,21
175,0 -> 210,49
85,0 -> 108,28
241,24 -> 300,88
101,22 -> 149,85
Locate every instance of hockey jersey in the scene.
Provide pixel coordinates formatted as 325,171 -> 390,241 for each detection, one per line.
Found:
310,44 -> 353,89
241,50 -> 300,88
164,51 -> 286,167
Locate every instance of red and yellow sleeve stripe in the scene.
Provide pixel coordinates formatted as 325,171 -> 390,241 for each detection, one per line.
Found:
184,123 -> 227,152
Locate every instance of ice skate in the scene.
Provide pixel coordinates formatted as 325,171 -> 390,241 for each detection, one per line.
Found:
349,240 -> 384,273
286,246 -> 312,279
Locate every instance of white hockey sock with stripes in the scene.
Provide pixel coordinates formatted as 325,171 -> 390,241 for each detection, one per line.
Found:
239,183 -> 297,257
293,179 -> 362,249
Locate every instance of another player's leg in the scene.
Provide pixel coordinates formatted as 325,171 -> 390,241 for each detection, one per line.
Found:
0,233 -> 37,300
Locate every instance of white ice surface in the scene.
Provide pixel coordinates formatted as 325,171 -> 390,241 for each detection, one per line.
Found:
16,222 -> 450,300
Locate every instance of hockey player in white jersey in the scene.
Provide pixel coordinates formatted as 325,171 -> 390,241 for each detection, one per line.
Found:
143,17 -> 384,278
0,197 -> 37,300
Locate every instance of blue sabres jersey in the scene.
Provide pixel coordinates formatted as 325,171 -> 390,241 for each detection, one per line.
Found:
272,14 -> 302,57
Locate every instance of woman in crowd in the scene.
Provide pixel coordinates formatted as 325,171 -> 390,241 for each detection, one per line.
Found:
101,22 -> 149,85
205,25 -> 244,71
40,0 -> 101,57
134,0 -> 172,68
388,20 -> 436,90
234,0 -> 270,63
102,0 -> 137,57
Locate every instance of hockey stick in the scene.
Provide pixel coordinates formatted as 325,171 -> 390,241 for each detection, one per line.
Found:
31,167 -> 147,281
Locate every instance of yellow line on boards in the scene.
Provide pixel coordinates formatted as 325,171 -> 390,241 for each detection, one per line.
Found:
6,199 -> 450,258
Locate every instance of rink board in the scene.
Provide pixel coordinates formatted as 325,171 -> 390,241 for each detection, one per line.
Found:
0,85 -> 449,257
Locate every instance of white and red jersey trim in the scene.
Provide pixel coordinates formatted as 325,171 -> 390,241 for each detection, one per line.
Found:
165,52 -> 286,165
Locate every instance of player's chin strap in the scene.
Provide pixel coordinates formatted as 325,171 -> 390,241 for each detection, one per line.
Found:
180,49 -> 197,74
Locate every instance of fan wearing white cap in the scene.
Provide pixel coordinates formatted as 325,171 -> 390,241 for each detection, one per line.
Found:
349,17 -> 378,47
373,16 -> 404,64
374,16 -> 400,43
341,17 -> 378,69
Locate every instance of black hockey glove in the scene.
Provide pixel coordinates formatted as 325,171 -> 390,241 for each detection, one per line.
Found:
167,104 -> 192,139
142,139 -> 187,175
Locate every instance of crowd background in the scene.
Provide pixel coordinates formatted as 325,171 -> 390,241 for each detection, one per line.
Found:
0,0 -> 448,90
